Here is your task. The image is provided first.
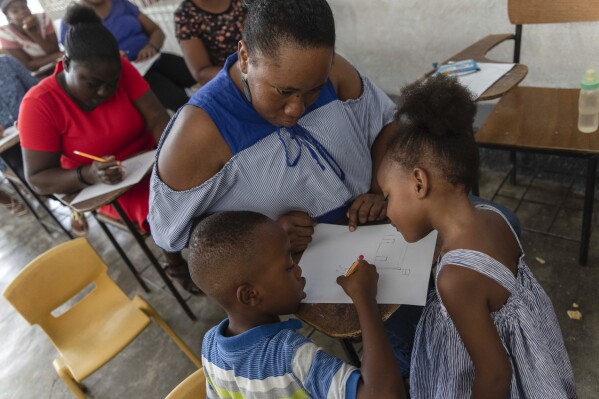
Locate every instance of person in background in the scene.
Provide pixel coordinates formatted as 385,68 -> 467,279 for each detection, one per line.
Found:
378,74 -> 576,398
0,0 -> 62,73
19,4 -> 195,289
174,0 -> 245,85
0,54 -> 34,216
190,211 -> 407,399
61,0 -> 196,111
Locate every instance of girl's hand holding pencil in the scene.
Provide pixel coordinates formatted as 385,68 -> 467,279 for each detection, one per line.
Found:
74,151 -> 124,185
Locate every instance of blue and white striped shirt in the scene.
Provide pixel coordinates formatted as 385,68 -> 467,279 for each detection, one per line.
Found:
410,204 -> 577,399
149,53 -> 395,252
202,318 -> 360,399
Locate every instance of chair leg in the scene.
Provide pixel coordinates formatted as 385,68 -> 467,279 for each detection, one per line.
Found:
340,338 -> 361,367
579,156 -> 597,265
91,211 -> 150,293
4,179 -> 53,236
111,201 -> 197,320
53,358 -> 87,399
133,296 -> 202,368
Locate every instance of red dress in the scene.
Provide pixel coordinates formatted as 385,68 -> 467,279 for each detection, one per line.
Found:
19,58 -> 154,232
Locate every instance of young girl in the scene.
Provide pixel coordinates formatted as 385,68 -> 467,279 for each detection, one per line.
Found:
378,75 -> 577,398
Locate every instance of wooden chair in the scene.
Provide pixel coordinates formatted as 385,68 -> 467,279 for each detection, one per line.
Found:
165,368 -> 207,399
2,238 -> 201,398
474,0 -> 599,264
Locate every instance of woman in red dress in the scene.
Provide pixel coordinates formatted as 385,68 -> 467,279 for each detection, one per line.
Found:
18,3 -> 201,295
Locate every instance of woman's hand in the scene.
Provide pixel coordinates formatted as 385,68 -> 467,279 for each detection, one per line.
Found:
276,210 -> 315,253
89,156 -> 124,185
21,15 -> 39,33
347,193 -> 387,232
135,44 -> 157,62
336,260 -> 379,303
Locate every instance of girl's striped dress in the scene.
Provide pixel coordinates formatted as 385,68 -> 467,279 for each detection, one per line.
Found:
149,52 -> 395,252
410,204 -> 577,399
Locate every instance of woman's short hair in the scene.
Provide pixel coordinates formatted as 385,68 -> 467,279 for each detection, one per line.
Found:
242,0 -> 335,59
63,3 -> 120,64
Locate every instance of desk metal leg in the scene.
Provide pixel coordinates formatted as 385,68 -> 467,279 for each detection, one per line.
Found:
92,211 -> 150,293
580,156 -> 597,265
5,179 -> 52,235
340,338 -> 361,367
1,154 -> 73,240
111,201 -> 196,320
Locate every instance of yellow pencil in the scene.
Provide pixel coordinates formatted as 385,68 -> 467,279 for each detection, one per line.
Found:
74,150 -> 108,163
345,255 -> 365,276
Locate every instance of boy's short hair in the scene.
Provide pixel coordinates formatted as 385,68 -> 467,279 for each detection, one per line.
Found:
188,211 -> 272,300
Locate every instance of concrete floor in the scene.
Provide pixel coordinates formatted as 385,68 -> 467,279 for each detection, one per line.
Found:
0,167 -> 598,398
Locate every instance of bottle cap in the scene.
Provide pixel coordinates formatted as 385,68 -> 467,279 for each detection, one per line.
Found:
581,69 -> 599,90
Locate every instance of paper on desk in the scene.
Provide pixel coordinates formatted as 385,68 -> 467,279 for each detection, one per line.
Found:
299,224 -> 437,305
70,150 -> 156,206
131,53 -> 161,76
1,126 -> 18,139
457,62 -> 516,99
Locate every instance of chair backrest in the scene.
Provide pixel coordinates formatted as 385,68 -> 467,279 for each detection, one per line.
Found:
165,368 -> 206,399
508,0 -> 599,25
3,238 -> 108,326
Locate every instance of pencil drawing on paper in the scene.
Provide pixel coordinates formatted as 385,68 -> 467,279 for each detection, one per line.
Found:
373,234 -> 411,275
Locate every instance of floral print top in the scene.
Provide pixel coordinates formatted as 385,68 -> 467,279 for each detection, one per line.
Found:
174,0 -> 245,66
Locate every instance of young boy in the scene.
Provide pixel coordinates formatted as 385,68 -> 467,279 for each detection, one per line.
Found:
189,211 -> 407,399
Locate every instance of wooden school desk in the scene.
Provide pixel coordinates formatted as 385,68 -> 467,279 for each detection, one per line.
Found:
58,179 -> 197,320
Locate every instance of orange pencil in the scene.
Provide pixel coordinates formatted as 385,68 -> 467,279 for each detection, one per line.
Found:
345,255 -> 365,276
73,150 -> 108,163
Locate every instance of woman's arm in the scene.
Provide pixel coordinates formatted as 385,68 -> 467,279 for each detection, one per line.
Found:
157,105 -> 232,190
136,13 -> 165,61
179,38 -> 221,85
438,265 -> 513,399
23,149 -> 122,195
6,48 -> 62,72
133,89 -> 169,143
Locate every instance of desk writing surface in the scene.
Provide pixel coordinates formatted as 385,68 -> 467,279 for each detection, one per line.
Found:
0,126 -> 19,153
69,150 -> 156,206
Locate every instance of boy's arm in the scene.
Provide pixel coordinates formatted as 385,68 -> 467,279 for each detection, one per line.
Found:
337,261 -> 407,399
437,265 -> 512,399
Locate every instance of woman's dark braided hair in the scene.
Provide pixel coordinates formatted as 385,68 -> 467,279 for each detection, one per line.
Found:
63,3 -> 120,65
242,0 -> 335,59
387,74 -> 479,191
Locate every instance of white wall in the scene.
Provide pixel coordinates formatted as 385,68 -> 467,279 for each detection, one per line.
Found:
329,0 -> 599,96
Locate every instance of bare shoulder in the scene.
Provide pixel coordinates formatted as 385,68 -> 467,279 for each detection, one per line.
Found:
329,53 -> 363,101
156,105 -> 232,191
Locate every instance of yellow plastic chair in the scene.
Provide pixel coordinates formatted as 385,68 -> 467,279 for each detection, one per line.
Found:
165,368 -> 207,399
2,238 -> 202,398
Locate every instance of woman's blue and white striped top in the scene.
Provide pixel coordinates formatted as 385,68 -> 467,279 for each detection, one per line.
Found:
149,53 -> 395,252
410,204 -> 577,399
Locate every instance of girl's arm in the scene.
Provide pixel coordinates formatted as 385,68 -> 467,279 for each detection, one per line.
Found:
438,265 -> 512,399
136,13 -> 165,61
179,38 -> 221,85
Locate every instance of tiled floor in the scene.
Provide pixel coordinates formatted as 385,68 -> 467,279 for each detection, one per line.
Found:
0,167 -> 598,398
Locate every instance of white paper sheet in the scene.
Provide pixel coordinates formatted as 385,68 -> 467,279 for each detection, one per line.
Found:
70,150 -> 156,206
457,62 -> 516,99
299,224 -> 437,305
131,53 -> 161,76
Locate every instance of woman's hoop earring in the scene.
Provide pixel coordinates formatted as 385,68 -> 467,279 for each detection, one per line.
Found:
241,74 -> 252,103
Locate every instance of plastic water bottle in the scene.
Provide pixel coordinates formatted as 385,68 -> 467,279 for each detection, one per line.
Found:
578,69 -> 599,133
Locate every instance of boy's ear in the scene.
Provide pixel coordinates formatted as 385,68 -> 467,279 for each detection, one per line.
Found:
237,283 -> 261,307
412,167 -> 429,199
63,54 -> 70,71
